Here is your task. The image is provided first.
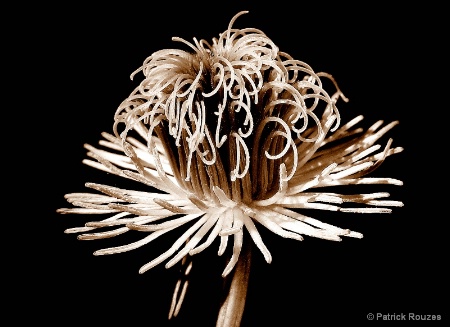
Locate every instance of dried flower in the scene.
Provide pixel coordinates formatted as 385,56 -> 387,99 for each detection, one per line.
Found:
58,10 -> 403,325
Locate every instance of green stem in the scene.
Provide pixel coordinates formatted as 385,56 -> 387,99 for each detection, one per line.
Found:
216,240 -> 252,327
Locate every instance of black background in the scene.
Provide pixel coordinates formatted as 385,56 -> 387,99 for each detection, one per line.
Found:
22,1 -> 445,326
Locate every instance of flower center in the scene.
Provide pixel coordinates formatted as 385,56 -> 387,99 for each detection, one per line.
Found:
113,12 -> 342,207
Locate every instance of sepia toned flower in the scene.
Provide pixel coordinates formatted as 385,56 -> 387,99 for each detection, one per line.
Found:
57,10 -> 403,325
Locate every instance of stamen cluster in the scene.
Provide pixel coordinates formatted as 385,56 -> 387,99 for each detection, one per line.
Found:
59,11 -> 403,283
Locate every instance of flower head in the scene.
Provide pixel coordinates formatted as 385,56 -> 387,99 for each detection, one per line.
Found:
58,10 -> 403,320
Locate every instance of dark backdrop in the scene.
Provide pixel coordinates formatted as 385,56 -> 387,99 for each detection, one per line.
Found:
29,2 -> 444,326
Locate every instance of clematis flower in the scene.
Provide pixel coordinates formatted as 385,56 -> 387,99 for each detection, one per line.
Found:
58,10 -> 403,326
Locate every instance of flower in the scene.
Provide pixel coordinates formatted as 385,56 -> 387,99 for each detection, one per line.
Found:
58,10 -> 403,322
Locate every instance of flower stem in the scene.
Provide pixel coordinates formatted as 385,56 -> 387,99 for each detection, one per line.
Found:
216,240 -> 252,327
